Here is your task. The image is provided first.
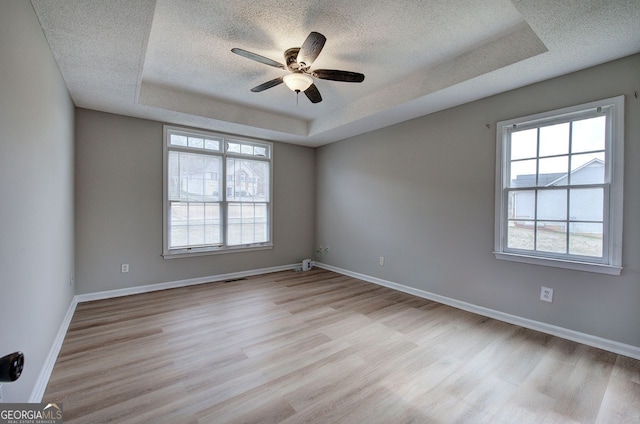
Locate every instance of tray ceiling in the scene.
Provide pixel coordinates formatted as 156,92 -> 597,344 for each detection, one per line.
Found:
31,0 -> 640,146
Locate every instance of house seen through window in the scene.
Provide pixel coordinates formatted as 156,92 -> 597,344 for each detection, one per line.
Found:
163,126 -> 272,257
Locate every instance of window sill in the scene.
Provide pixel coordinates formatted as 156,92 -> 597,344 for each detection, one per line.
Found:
163,244 -> 273,259
493,252 -> 622,276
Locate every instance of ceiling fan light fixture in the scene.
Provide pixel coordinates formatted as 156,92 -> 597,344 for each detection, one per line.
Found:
283,73 -> 313,92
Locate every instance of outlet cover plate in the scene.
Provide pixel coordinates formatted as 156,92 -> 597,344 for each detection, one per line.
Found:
540,286 -> 554,303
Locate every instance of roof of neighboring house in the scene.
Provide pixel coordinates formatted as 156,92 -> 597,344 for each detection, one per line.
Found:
511,173 -> 565,188
546,158 -> 604,186
511,158 -> 604,188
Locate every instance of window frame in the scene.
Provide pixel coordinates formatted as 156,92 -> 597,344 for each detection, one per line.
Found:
163,125 -> 273,259
494,96 -> 624,275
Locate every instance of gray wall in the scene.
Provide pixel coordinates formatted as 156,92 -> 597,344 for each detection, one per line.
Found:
75,109 -> 315,294
0,1 -> 75,402
316,54 -> 640,348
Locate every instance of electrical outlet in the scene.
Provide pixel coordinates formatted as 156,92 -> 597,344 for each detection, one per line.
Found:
121,264 -> 129,273
540,286 -> 554,303
324,246 -> 330,253
379,256 -> 384,266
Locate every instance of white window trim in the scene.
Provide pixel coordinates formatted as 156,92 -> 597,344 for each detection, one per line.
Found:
494,96 -> 624,275
162,125 -> 273,259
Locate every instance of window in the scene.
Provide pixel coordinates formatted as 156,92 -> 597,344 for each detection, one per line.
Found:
163,126 -> 272,258
494,96 -> 624,275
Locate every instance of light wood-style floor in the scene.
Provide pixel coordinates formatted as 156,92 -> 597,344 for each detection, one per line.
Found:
44,269 -> 640,423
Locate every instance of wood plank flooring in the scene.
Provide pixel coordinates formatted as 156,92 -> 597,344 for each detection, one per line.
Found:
44,268 -> 640,423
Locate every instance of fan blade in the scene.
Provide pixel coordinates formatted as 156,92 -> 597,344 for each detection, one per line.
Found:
231,48 -> 285,69
312,69 -> 365,83
251,77 -> 284,92
304,84 -> 322,103
297,32 -> 326,68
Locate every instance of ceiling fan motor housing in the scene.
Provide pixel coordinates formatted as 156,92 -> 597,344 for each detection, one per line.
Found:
284,48 -> 301,71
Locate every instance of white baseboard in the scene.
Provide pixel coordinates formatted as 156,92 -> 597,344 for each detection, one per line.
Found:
75,264 -> 298,303
315,262 -> 640,361
29,296 -> 78,402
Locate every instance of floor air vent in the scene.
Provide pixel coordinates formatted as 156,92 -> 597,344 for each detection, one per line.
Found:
223,277 -> 248,283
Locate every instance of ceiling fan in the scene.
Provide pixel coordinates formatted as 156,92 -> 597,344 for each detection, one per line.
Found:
231,32 -> 365,104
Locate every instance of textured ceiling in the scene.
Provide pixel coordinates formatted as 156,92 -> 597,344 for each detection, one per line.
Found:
31,0 -> 640,146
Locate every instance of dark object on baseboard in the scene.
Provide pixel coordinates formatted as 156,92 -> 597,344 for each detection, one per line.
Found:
0,351 -> 24,382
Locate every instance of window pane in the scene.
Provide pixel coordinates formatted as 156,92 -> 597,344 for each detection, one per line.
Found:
168,152 -> 180,200
241,204 -> 256,244
170,152 -> 223,202
170,202 -> 188,224
188,225 -> 205,245
204,138 -> 221,151
205,225 -> 220,245
170,202 -> 188,248
227,142 -> 241,153
227,203 -> 242,245
227,158 -> 269,202
227,203 -> 268,246
203,156 -> 222,201
537,189 -> 567,220
507,221 -> 534,250
241,144 -> 254,155
204,203 -> 220,223
569,188 -> 603,221
255,204 -> 268,242
509,191 -> 535,219
188,203 -> 204,225
570,152 -> 605,185
511,128 -> 537,160
170,225 -> 188,248
536,221 -> 567,254
204,203 -> 221,244
188,203 -> 204,246
538,156 -> 568,186
569,223 -> 603,257
252,161 -> 269,202
170,134 -> 187,146
227,159 -> 238,201
186,155 -> 204,201
539,122 -> 569,157
572,116 -> 605,153
510,159 -> 536,187
188,137 -> 204,148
